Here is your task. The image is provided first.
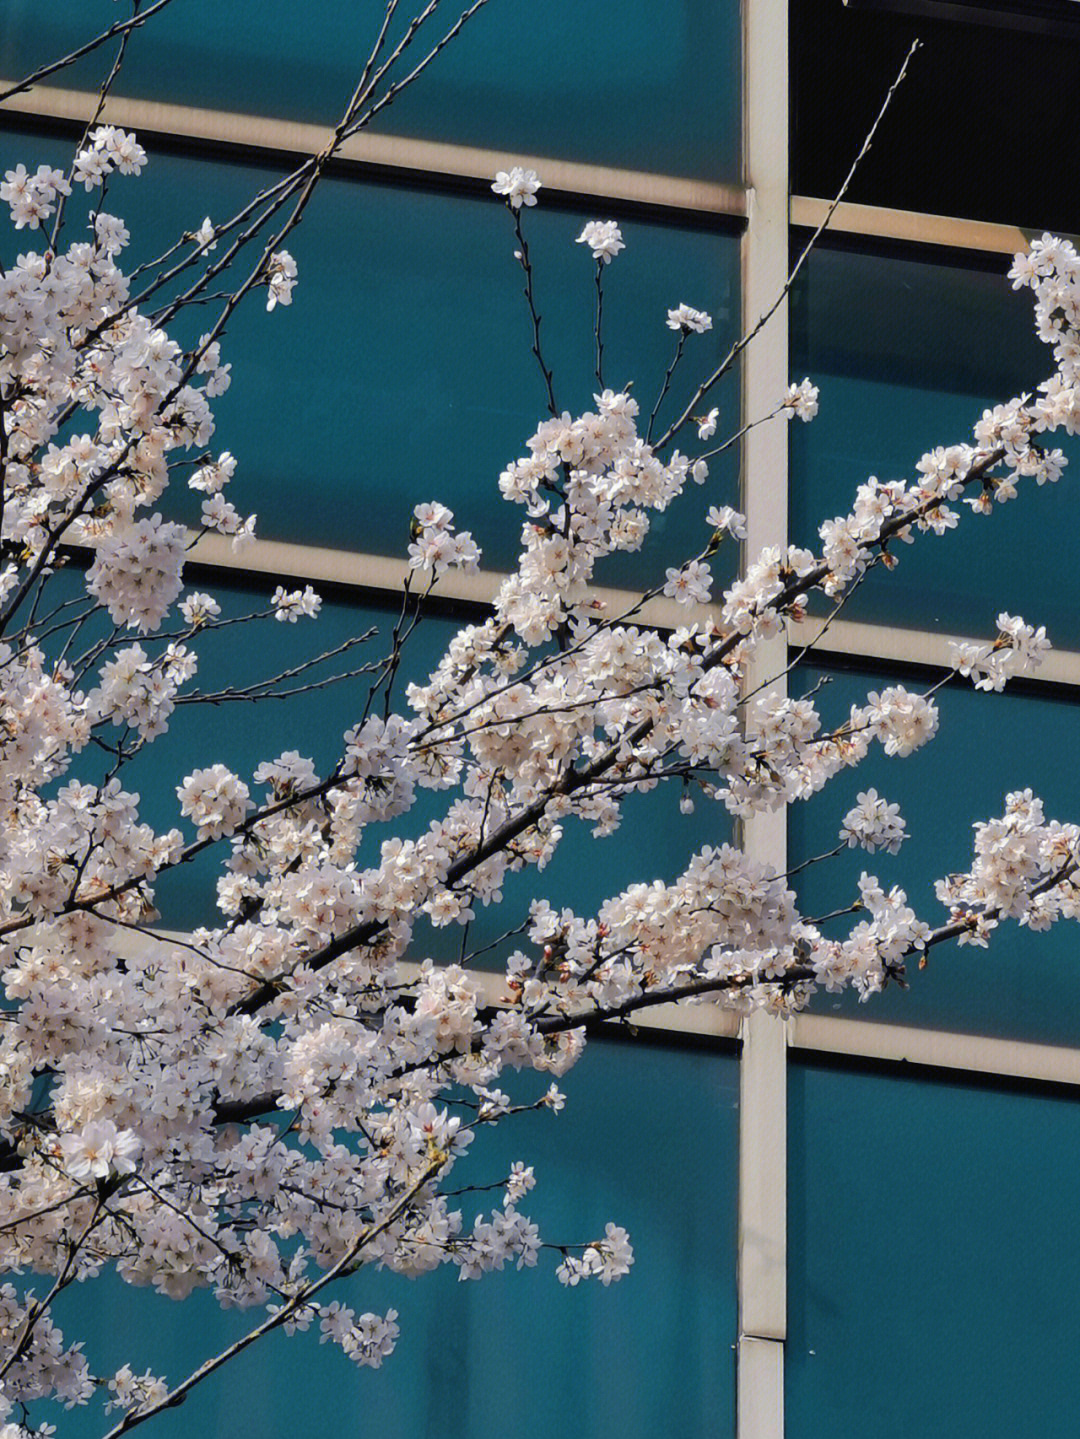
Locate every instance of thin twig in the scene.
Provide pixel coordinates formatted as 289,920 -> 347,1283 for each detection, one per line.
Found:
646,331 -> 687,445
653,37 -> 922,451
511,205 -> 558,418
47,0 -> 142,254
593,259 -> 605,391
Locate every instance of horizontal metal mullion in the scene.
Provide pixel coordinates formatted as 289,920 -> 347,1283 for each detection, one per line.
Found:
788,615 -> 1080,690
788,1011 -> 1080,1086
127,930 -> 739,1041
184,532 -> 716,631
115,934 -> 1080,1066
363,960 -> 742,1042
790,195 -> 1043,255
186,539 -> 1080,692
0,80 -> 748,218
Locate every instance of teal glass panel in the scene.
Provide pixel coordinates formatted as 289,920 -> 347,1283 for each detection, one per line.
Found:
40,1038 -> 738,1439
790,243 -> 1080,645
1,125 -> 740,589
787,661 -> 1080,1044
1,0 -> 741,182
788,1059 -> 1080,1439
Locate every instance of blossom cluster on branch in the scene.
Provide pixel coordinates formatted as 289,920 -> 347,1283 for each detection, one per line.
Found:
1,45 -> 1080,1435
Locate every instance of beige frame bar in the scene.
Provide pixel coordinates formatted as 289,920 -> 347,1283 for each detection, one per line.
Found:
789,195 -> 1035,255
132,931 -> 1080,1089
0,80 -> 747,217
739,0 -> 791,1430
185,537 -> 1080,694
788,615 -> 1080,688
787,1013 -> 1080,1086
4,80 -> 1061,254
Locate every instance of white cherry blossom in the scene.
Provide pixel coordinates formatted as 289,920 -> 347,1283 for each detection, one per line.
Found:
0,106 -> 1078,1437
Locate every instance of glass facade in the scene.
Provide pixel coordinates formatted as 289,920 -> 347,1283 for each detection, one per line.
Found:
1,0 -> 743,180
4,1 -> 1080,1436
782,4 -> 1080,1434
60,1041 -> 740,1439
788,1058 -> 1080,1439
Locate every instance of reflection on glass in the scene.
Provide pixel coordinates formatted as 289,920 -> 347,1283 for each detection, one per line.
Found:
1,0 -> 741,181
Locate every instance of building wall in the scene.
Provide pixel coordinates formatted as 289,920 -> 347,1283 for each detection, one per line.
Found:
4,3 -> 1080,1434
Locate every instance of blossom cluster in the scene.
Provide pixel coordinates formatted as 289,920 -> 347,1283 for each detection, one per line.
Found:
407,501 -> 480,576
318,1302 -> 400,1367
783,377 -> 820,422
58,1118 -> 142,1182
491,167 -> 541,209
1,162 -> 71,231
266,250 -> 297,311
2,132 -> 1080,1436
576,220 -> 625,263
950,613 -> 1051,691
936,789 -> 1080,943
841,789 -> 907,855
72,126 -> 147,189
667,303 -> 712,334
556,1225 -> 634,1286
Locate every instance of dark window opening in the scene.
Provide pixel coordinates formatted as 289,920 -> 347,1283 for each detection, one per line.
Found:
792,0 -> 1080,233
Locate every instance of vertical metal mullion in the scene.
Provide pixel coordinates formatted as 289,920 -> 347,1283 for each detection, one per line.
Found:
737,0 -> 790,1433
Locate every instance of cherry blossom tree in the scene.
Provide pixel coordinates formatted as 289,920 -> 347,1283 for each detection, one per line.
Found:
2,8 -> 1079,1436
